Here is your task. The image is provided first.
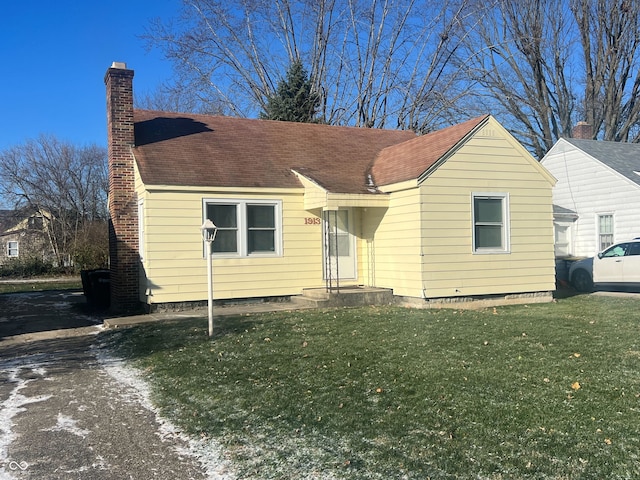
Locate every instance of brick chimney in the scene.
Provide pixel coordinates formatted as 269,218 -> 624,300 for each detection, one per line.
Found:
105,62 -> 140,312
572,121 -> 593,140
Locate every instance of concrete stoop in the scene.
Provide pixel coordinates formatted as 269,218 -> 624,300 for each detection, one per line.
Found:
293,287 -> 394,308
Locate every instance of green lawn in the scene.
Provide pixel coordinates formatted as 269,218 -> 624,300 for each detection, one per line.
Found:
0,278 -> 81,294
105,295 -> 640,479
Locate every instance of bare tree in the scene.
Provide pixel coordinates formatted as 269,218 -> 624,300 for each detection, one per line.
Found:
458,0 -> 576,158
0,136 -> 108,268
460,0 -> 640,158
144,0 -> 473,131
571,0 -> 640,142
135,80 -> 227,115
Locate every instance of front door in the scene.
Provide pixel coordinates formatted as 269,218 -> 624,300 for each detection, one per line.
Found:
323,209 -> 357,281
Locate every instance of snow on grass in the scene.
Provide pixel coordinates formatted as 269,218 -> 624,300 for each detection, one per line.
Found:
92,340 -> 237,480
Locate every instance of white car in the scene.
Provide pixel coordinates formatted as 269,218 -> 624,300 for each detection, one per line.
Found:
569,239 -> 640,292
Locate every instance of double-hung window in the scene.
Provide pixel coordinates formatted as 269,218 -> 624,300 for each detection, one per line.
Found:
204,199 -> 282,257
472,193 -> 510,253
7,241 -> 19,258
597,214 -> 614,251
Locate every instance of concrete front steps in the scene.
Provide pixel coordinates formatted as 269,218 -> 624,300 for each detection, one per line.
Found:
291,286 -> 394,308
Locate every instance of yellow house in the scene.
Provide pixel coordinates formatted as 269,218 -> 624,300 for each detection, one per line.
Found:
105,62 -> 557,312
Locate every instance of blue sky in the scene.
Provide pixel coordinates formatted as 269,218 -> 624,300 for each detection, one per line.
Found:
0,0 -> 180,151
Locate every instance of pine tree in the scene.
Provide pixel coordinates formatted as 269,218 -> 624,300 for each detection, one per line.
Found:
260,60 -> 320,123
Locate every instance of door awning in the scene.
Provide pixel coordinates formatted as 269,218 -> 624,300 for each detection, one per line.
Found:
292,170 -> 390,210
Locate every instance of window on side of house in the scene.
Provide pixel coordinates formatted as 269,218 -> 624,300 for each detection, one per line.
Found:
204,199 -> 281,257
7,241 -> 19,258
472,193 -> 510,253
597,214 -> 614,251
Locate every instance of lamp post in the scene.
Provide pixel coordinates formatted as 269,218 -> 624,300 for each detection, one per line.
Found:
200,220 -> 218,337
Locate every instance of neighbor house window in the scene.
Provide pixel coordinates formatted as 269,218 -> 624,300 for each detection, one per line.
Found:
7,241 -> 18,258
472,193 -> 510,253
597,214 -> 614,251
204,199 -> 282,257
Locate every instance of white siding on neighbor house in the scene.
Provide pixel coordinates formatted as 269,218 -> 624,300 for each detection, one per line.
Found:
418,121 -> 556,298
138,185 -> 325,305
541,139 -> 640,257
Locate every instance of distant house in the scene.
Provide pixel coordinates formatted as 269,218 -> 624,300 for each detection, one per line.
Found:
0,208 -> 52,265
541,131 -> 640,258
105,62 -> 557,313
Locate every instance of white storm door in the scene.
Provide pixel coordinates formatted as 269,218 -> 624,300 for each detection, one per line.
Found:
323,209 -> 357,280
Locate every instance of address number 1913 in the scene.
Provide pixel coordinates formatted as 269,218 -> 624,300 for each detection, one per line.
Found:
304,217 -> 321,225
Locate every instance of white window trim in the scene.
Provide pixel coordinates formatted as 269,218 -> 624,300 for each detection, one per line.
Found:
138,199 -> 145,261
596,212 -> 614,252
553,220 -> 573,257
7,240 -> 19,258
202,198 -> 283,258
471,192 -> 511,254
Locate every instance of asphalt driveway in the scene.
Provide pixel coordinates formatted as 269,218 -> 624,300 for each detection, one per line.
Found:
0,289 -> 100,340
0,291 -> 224,480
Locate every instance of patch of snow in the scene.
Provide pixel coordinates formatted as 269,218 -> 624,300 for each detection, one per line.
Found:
0,357 -> 53,480
93,454 -> 109,470
93,342 -> 237,480
31,367 -> 47,377
42,413 -> 90,438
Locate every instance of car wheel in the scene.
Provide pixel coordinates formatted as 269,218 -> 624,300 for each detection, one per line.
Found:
572,269 -> 593,292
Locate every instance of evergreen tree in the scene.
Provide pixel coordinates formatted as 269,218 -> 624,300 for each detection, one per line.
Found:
261,60 -> 320,123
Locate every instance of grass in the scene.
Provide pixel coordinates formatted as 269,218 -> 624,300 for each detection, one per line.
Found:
105,296 -> 640,479
0,278 -> 81,294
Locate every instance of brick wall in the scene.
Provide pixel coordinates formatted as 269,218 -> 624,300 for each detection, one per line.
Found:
571,121 -> 593,140
104,63 -> 140,312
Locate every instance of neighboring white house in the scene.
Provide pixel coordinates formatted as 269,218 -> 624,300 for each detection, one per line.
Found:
541,137 -> 640,258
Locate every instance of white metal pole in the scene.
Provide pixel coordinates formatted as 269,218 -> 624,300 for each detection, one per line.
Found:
207,242 -> 213,337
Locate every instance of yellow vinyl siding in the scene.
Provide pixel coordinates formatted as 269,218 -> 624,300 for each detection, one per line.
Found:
134,163 -> 149,295
292,172 -> 327,210
418,118 -> 555,298
134,116 -> 554,305
139,187 -> 324,304
358,207 -> 386,287
363,189 -> 423,297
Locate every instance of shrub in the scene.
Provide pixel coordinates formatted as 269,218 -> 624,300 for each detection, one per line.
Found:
0,256 -> 55,278
71,220 -> 109,270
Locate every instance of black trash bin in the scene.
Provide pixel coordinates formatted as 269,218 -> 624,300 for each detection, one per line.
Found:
81,269 -> 110,308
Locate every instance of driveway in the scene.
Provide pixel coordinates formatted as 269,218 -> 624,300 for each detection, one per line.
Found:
0,290 -> 232,479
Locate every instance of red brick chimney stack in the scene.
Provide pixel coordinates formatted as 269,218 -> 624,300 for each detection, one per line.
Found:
104,62 -> 140,312
572,121 -> 593,140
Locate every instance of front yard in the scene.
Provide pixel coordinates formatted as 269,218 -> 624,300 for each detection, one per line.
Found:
105,295 -> 640,479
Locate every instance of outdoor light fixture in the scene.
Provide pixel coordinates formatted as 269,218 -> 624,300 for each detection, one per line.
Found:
200,219 -> 218,337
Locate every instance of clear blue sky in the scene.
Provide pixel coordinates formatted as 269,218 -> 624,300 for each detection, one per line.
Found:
0,0 -> 180,151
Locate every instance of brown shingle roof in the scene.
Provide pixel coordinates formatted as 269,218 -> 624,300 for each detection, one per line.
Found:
371,115 -> 490,186
133,111 -> 415,194
132,111 -> 489,193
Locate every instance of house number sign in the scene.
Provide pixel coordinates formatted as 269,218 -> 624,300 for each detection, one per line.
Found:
304,217 -> 321,225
